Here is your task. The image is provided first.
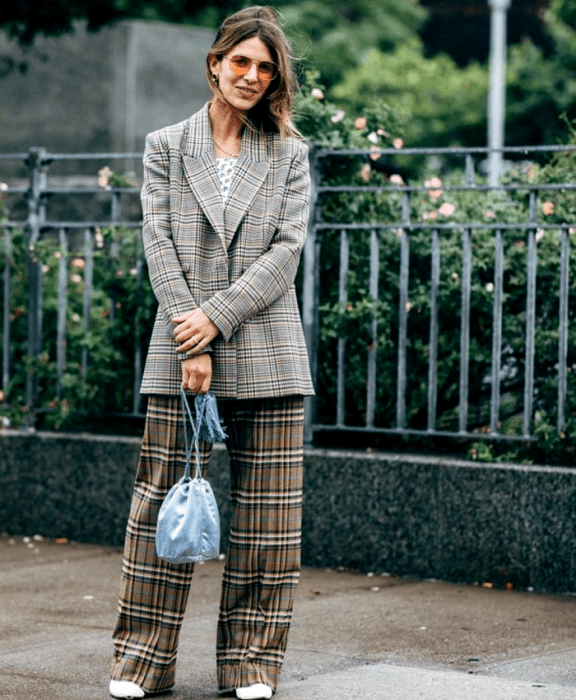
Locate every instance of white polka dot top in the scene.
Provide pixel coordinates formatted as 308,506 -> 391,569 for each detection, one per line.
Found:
215,156 -> 238,204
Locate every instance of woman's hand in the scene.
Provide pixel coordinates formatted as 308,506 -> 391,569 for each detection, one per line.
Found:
173,309 -> 219,355
181,354 -> 212,394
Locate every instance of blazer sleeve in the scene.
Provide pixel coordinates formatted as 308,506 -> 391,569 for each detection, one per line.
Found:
140,130 -> 200,350
200,140 -> 311,342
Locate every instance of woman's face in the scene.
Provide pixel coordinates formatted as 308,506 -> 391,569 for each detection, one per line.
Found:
210,36 -> 275,113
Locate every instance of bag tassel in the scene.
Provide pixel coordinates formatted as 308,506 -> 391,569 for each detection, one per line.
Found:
194,393 -> 227,443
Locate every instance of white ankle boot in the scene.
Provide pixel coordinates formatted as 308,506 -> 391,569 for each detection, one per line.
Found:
236,684 -> 273,700
109,680 -> 145,699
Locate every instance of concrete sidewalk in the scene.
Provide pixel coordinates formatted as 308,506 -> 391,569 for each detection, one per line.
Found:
1,535 -> 576,699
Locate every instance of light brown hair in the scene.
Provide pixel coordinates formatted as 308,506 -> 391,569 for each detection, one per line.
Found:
205,6 -> 303,140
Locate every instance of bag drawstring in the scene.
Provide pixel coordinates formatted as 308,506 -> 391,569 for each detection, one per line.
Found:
180,388 -> 228,481
180,386 -> 201,481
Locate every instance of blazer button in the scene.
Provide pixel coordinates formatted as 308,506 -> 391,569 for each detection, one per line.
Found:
181,264 -> 190,272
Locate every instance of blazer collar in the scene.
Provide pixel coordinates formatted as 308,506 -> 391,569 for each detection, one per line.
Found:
181,102 -> 271,250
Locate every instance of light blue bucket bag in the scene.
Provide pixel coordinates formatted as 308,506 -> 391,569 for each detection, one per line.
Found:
156,387 -> 226,564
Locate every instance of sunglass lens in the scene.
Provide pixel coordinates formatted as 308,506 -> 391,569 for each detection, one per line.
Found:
231,58 -> 248,74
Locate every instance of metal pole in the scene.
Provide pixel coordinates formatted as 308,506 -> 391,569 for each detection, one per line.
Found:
25,147 -> 47,414
487,0 -> 511,188
2,228 -> 11,403
302,144 -> 320,445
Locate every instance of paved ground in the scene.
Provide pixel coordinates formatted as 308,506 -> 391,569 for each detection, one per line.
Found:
1,535 -> 576,699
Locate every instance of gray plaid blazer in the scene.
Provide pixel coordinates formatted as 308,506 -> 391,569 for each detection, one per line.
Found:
140,102 -> 314,399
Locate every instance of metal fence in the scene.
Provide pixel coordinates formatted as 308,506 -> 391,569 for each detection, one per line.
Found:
0,148 -> 145,422
301,143 -> 575,444
0,145 -> 574,443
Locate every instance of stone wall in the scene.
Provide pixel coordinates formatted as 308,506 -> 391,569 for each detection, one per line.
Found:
0,20 -> 213,171
1,431 -> 575,593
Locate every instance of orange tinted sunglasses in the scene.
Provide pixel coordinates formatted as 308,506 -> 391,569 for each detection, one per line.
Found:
224,55 -> 278,82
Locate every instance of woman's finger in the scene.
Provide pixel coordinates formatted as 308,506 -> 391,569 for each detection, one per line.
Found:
174,325 -> 194,342
177,337 -> 201,353
198,367 -> 211,394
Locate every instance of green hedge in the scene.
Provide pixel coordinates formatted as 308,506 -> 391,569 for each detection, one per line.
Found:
292,75 -> 576,465
0,223 -> 156,430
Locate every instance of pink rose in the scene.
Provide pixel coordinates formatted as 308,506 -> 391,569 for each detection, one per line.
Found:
438,202 -> 455,217
98,166 -> 111,189
369,145 -> 381,161
359,163 -> 371,182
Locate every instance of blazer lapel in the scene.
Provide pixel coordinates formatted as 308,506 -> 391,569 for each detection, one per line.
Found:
224,127 -> 270,245
181,102 -> 271,250
181,103 -> 227,250
182,152 -> 226,246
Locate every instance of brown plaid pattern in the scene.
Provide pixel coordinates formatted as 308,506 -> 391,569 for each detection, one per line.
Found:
139,102 -> 314,400
111,394 -> 304,694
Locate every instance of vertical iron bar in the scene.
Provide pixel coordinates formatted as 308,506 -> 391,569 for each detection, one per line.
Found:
336,228 -> 349,427
303,144 -> 320,444
2,227 -> 11,402
465,154 -> 476,185
81,228 -> 94,377
427,227 -> 440,431
26,259 -> 43,410
56,228 -> 68,399
459,156 -> 475,434
490,228 -> 504,435
109,195 -> 121,325
111,191 -> 121,222
557,227 -> 570,432
25,147 -> 47,413
396,192 -> 411,430
459,228 -> 472,433
523,191 -> 537,437
366,228 -> 379,428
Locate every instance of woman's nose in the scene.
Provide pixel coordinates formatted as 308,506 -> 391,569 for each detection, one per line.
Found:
245,62 -> 259,81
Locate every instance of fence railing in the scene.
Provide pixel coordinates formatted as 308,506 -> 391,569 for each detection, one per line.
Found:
0,148 -> 145,423
1,145 -> 574,444
301,144 -> 575,444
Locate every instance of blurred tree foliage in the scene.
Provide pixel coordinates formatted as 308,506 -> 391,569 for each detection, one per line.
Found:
276,0 -> 426,89
329,5 -> 576,148
0,0 -> 242,46
552,0 -> 576,26
331,38 -> 488,148
419,0 -> 554,66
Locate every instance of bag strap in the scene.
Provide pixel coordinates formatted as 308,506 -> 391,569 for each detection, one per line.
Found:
180,386 -> 202,480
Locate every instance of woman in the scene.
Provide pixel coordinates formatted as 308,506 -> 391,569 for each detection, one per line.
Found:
109,6 -> 313,700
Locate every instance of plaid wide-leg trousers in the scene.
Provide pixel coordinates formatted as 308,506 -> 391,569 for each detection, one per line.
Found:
111,394 -> 304,694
